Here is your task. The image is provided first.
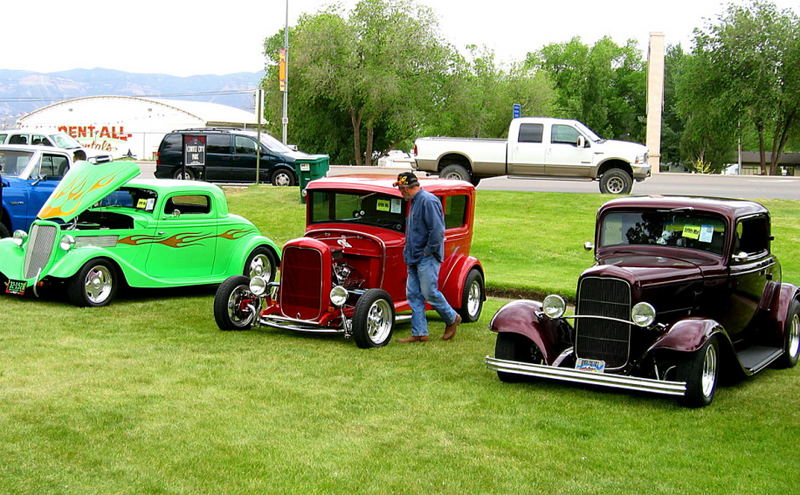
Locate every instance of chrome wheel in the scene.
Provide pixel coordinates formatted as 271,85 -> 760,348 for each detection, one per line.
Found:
352,289 -> 395,348
366,298 -> 392,344
84,265 -> 113,305
248,253 -> 273,279
227,285 -> 255,327
788,314 -> 799,360
700,343 -> 718,399
466,279 -> 481,317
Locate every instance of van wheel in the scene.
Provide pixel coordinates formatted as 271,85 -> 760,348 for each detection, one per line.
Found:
271,168 -> 296,186
440,164 -> 471,182
173,167 -> 195,180
599,169 -> 632,194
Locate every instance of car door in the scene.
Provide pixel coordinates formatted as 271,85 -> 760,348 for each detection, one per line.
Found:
27,153 -> 70,223
202,134 -> 233,181
507,123 -> 546,175
145,193 -> 219,279
545,124 -> 595,177
231,135 -> 259,182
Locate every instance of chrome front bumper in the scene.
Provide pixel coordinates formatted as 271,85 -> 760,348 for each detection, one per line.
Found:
259,315 -> 344,334
485,356 -> 686,397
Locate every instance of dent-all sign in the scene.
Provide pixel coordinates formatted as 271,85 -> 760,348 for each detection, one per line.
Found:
184,135 -> 206,166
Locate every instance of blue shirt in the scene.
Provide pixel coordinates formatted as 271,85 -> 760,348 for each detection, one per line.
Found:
404,188 -> 445,264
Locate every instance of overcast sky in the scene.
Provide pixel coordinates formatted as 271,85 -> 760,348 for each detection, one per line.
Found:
3,0 -> 798,77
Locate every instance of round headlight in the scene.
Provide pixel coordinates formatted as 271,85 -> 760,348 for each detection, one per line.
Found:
11,230 -> 27,247
59,235 -> 76,251
542,294 -> 566,319
631,302 -> 656,327
249,276 -> 267,296
329,285 -> 348,307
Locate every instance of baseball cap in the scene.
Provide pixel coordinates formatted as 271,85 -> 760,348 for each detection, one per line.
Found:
393,171 -> 419,187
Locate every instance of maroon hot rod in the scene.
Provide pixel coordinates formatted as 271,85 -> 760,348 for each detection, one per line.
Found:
214,175 -> 485,348
486,196 -> 799,407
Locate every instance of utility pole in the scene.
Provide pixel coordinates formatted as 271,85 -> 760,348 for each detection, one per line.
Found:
646,32 -> 665,174
281,0 -> 289,144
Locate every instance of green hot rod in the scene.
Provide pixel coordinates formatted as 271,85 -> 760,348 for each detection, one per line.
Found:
0,160 -> 279,306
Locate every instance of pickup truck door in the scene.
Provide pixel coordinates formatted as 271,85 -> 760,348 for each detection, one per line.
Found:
546,124 -> 595,177
507,123 -> 546,175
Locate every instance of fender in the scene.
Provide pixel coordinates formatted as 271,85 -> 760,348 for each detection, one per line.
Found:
439,253 -> 482,307
764,282 -> 800,347
221,234 -> 281,277
489,299 -> 568,365
0,238 -> 26,280
648,318 -> 729,353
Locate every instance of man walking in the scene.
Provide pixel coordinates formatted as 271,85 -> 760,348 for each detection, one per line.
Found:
394,172 -> 461,342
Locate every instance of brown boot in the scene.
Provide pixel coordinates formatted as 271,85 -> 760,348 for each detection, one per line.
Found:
442,314 -> 462,340
397,335 -> 429,343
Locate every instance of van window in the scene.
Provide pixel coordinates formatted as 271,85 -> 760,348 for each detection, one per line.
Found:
235,136 -> 258,155
160,134 -> 182,152
206,135 -> 230,154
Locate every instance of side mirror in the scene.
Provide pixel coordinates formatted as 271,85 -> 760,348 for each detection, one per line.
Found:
732,251 -> 749,263
172,209 -> 181,218
576,136 -> 586,148
584,241 -> 594,251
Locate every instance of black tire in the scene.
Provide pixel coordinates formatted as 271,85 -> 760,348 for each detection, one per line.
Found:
599,168 -> 633,194
676,336 -> 720,408
439,163 -> 471,182
458,269 -> 484,323
352,288 -> 394,348
67,259 -> 118,307
470,176 -> 482,187
0,223 -> 10,238
244,246 -> 278,282
775,299 -> 800,368
214,275 -> 257,330
494,332 -> 544,383
173,167 -> 195,180
271,168 -> 296,187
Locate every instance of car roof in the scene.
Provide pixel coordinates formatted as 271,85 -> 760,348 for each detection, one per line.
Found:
599,195 -> 769,220
0,144 -> 71,155
0,128 -> 62,134
305,174 -> 476,196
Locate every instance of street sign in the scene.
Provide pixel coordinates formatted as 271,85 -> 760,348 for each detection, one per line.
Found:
513,104 -> 521,119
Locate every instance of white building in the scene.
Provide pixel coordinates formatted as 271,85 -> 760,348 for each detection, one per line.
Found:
17,95 -> 258,159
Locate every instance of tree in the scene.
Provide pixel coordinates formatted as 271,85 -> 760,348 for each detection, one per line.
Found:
659,45 -> 689,168
681,0 -> 800,175
526,37 -> 646,142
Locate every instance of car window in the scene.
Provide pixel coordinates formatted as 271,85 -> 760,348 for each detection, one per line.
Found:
235,136 -> 258,155
518,124 -> 543,144
0,150 -> 33,177
50,133 -> 81,148
442,195 -> 468,229
0,134 -> 6,144
600,210 -> 727,255
32,135 -> 48,146
206,135 -> 230,154
40,154 -> 69,178
733,215 -> 769,258
8,134 -> 28,145
309,190 -> 405,231
164,195 -> 211,215
551,125 -> 581,146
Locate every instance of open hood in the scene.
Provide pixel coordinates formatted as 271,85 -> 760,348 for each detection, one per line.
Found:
38,160 -> 140,222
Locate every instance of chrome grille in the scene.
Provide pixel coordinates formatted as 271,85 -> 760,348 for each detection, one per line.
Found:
23,224 -> 57,279
280,246 -> 323,320
575,277 -> 631,369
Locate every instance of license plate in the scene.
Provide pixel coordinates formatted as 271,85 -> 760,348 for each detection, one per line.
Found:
5,280 -> 26,295
575,358 -> 606,373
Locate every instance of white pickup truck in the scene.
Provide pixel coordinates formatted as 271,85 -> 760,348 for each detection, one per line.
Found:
413,117 -> 651,194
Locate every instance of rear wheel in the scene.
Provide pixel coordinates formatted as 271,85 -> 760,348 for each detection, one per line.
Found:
173,167 -> 195,180
775,299 -> 800,368
352,289 -> 394,348
214,275 -> 257,330
599,168 -> 633,194
494,333 -> 544,383
67,259 -> 118,307
677,336 -> 719,408
439,163 -> 471,182
458,269 -> 484,322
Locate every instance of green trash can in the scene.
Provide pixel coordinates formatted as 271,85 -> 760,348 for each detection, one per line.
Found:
294,155 -> 330,203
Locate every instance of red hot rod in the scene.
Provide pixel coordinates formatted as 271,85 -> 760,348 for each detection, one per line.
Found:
214,175 -> 485,348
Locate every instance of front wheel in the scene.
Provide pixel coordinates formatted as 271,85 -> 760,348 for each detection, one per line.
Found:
775,299 -> 800,368
352,289 -> 394,348
439,163 -> 471,182
494,332 -> 544,383
271,168 -> 297,186
67,259 -> 118,307
599,169 -> 633,194
244,246 -> 278,282
458,268 -> 484,322
214,275 -> 258,330
677,336 -> 719,408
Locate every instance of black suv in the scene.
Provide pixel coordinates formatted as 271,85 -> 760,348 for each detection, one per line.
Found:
155,128 -> 326,185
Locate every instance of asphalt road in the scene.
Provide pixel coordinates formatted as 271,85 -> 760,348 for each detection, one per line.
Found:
137,162 -> 800,200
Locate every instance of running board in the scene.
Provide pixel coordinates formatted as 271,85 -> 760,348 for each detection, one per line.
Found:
737,346 -> 783,374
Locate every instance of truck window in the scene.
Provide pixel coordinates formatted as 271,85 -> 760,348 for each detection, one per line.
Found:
518,124 -> 543,143
442,195 -> 468,229
40,154 -> 69,178
551,125 -> 581,146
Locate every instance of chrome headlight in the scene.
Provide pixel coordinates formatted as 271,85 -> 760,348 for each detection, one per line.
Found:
329,285 -> 348,307
11,230 -> 27,247
59,235 -> 76,251
542,294 -> 566,319
631,302 -> 656,327
249,276 -> 267,296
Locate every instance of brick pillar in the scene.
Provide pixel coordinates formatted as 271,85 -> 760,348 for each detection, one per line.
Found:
646,32 -> 665,174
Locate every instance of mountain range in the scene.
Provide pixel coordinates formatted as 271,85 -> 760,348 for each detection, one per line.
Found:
0,68 -> 264,127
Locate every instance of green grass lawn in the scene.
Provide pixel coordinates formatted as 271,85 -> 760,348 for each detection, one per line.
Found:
1,187 -> 799,494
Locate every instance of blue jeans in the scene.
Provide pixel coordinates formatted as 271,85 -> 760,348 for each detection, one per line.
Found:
406,256 -> 458,337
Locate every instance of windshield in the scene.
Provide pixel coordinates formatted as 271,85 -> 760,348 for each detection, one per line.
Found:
600,210 -> 727,255
0,150 -> 34,177
574,122 -> 602,142
259,132 -> 293,154
49,132 -> 81,149
309,190 -> 406,231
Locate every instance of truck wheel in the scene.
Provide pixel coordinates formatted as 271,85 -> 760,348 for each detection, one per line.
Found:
599,169 -> 632,194
677,336 -> 719,408
775,299 -> 800,368
458,268 -> 484,322
271,168 -> 296,186
0,223 -> 9,238
352,289 -> 394,348
214,275 -> 258,330
67,259 -> 118,307
494,333 -> 543,383
440,164 -> 471,182
173,167 -> 195,180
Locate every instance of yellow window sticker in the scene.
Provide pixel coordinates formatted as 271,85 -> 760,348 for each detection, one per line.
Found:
376,199 -> 390,212
136,198 -> 148,209
682,225 -> 701,239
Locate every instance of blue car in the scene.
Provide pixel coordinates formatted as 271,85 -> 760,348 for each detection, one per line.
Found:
0,145 -> 74,237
